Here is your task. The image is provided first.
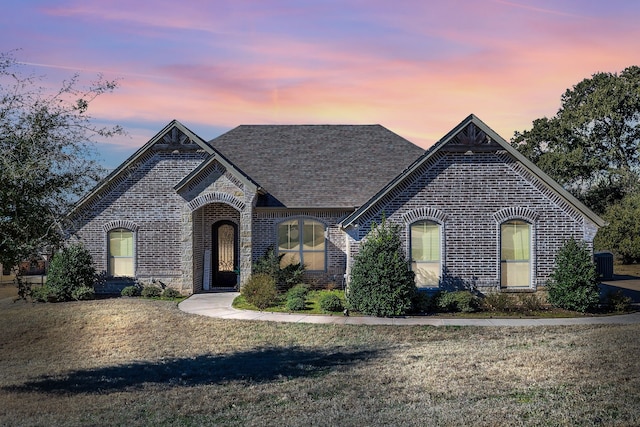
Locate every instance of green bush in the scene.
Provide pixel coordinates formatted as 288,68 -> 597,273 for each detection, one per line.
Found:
347,218 -> 416,316
436,291 -> 480,313
410,291 -> 435,313
141,286 -> 162,298
546,239 -> 600,313
604,290 -> 632,313
162,288 -> 182,299
286,284 -> 309,300
121,285 -> 141,297
319,293 -> 343,312
253,247 -> 306,292
286,295 -> 307,311
44,244 -> 97,302
594,193 -> 640,263
31,285 -> 56,303
71,286 -> 95,301
241,273 -> 278,309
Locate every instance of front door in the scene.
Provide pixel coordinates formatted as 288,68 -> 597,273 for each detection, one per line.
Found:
213,221 -> 238,287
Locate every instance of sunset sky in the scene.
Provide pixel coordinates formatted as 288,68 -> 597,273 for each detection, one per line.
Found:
2,0 -> 639,168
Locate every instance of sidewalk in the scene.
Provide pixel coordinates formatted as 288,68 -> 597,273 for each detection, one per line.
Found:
178,292 -> 640,326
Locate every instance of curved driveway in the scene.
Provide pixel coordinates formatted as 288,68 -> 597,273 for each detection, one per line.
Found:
179,292 -> 640,326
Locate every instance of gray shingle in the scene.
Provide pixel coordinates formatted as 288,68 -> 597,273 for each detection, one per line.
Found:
208,125 -> 425,208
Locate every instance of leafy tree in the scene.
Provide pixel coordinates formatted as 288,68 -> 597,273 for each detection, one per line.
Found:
546,239 -> 600,313
347,218 -> 416,316
0,51 -> 123,271
511,66 -> 640,214
594,193 -> 640,263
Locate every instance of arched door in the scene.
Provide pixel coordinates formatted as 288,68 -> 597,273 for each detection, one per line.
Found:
212,221 -> 238,287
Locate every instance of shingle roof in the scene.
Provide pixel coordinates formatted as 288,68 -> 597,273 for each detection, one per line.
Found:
208,125 -> 425,208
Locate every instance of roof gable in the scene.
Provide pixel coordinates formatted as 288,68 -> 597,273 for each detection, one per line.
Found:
341,114 -> 605,228
208,125 -> 425,208
69,120 -> 212,215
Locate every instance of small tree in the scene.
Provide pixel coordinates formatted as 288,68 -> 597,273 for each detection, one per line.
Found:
0,51 -> 123,275
253,246 -> 305,292
36,244 -> 97,302
347,218 -> 415,316
546,239 -> 600,313
594,193 -> 640,264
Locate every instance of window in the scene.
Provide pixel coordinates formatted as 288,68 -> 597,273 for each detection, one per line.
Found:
501,220 -> 531,287
109,228 -> 134,276
410,220 -> 441,287
278,219 -> 325,271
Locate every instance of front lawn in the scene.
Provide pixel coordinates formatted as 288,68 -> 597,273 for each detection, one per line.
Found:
0,289 -> 639,426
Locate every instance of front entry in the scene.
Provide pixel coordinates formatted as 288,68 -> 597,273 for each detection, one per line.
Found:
212,221 -> 239,287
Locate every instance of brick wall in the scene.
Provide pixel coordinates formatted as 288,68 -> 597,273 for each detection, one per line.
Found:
70,148 -> 207,293
346,151 -> 597,292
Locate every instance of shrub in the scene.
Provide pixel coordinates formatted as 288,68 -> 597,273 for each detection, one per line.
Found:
141,286 -> 162,298
31,285 -> 56,303
286,295 -> 307,311
481,292 -> 513,312
121,285 -> 141,297
594,193 -> 640,263
347,218 -> 416,316
518,294 -> 544,312
604,290 -> 632,313
162,288 -> 182,299
436,291 -> 480,313
71,286 -> 95,301
319,292 -> 343,312
286,284 -> 309,300
546,239 -> 600,313
44,244 -> 97,302
253,247 -> 306,292
241,273 -> 278,309
410,291 -> 435,314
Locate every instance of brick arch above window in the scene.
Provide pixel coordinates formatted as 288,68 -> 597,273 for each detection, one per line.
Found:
402,207 -> 448,225
187,192 -> 246,212
493,207 -> 539,224
102,220 -> 139,232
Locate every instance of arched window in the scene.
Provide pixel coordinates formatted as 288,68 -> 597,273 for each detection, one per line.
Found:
500,220 -> 531,287
410,220 -> 441,288
278,219 -> 326,271
108,228 -> 134,276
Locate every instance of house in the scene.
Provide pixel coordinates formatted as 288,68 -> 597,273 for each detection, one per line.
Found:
67,114 -> 604,295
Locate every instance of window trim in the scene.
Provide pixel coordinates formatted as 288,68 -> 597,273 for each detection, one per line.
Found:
498,219 -> 535,289
276,217 -> 327,272
409,219 -> 444,289
106,227 -> 137,277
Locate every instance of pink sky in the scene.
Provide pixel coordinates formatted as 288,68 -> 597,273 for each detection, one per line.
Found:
2,0 -> 639,167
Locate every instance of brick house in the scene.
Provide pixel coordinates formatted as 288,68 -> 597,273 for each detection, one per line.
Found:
68,114 -> 604,295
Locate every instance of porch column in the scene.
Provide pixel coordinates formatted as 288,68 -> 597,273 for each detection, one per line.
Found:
180,206 -> 194,293
239,207 -> 252,288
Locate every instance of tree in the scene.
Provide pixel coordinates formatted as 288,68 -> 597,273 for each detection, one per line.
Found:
546,239 -> 600,313
347,218 -> 416,316
511,66 -> 640,214
0,51 -> 123,270
594,193 -> 640,264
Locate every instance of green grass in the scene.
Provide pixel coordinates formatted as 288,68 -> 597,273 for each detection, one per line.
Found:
1,285 -> 639,426
233,289 -> 345,315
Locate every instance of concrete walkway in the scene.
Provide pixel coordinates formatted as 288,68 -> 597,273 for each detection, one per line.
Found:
178,292 -> 640,327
